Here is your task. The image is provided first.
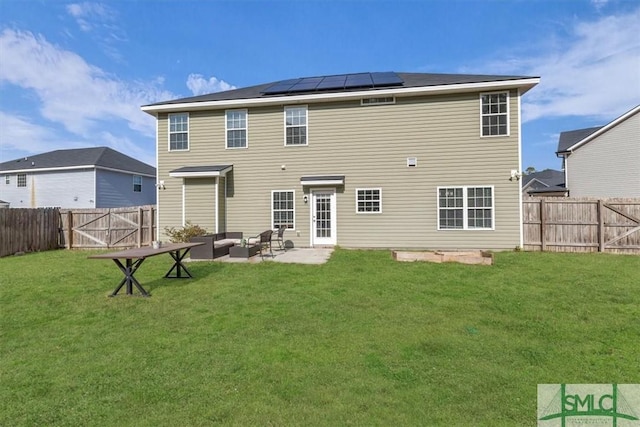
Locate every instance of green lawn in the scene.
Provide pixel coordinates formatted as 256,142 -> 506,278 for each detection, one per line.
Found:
1,249 -> 638,426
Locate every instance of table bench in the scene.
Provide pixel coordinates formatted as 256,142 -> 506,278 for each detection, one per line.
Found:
88,242 -> 204,297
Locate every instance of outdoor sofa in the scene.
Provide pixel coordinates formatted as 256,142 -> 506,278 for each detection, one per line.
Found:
189,232 -> 243,259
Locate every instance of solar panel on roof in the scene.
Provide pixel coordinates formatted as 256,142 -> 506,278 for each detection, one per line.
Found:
316,75 -> 347,90
371,72 -> 404,86
345,73 -> 373,88
289,77 -> 323,92
262,72 -> 404,95
262,79 -> 301,94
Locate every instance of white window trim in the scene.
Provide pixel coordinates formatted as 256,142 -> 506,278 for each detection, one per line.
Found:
355,188 -> 382,214
168,112 -> 189,151
479,91 -> 510,138
271,190 -> 296,230
361,96 -> 395,106
225,109 -> 248,149
17,173 -> 26,188
4,175 -> 9,185
437,185 -> 495,231
133,175 -> 142,192
284,105 -> 308,146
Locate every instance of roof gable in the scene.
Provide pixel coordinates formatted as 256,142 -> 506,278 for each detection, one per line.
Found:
556,105 -> 640,154
0,147 -> 156,176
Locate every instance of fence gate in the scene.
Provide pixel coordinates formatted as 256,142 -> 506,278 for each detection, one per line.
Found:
600,201 -> 640,252
522,198 -> 640,254
61,206 -> 156,249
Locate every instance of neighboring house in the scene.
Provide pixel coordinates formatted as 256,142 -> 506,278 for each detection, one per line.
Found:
556,105 -> 640,198
0,147 -> 157,208
521,169 -> 567,197
142,71 -> 539,250
0,200 -> 9,208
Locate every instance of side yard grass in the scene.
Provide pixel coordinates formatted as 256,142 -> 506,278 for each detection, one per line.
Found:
1,248 -> 639,426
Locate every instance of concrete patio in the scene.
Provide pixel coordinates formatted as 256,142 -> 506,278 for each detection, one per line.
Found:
189,247 -> 334,265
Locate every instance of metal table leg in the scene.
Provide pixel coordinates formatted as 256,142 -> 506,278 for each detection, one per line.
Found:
109,258 -> 149,297
164,248 -> 194,278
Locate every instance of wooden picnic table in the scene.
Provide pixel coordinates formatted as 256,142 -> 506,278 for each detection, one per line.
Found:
88,242 -> 204,297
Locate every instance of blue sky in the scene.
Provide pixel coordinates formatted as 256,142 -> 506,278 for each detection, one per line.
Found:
1,0 -> 639,170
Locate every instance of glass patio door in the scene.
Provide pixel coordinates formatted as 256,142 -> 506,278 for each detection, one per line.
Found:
311,189 -> 336,246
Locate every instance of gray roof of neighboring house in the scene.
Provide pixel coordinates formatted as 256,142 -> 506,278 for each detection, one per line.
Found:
527,185 -> 568,194
0,147 -> 156,176
144,72 -> 537,106
556,126 -> 603,154
522,169 -> 565,190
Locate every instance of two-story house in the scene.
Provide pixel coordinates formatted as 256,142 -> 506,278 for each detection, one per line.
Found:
142,72 -> 539,250
0,147 -> 156,208
556,105 -> 640,198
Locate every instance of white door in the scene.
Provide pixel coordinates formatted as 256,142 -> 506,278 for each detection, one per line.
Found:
311,189 -> 336,246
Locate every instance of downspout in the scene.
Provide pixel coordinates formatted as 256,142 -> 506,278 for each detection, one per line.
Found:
214,178 -> 219,234
517,89 -> 524,249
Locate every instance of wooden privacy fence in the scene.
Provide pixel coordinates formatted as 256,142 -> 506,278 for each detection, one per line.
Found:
523,197 -> 640,254
60,205 -> 156,249
0,208 -> 61,257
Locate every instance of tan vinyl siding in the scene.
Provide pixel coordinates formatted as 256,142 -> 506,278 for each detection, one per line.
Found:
183,178 -> 217,233
156,89 -> 522,249
567,111 -> 640,198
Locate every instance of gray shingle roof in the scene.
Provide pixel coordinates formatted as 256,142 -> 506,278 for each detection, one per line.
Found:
522,169 -> 565,187
556,127 -> 603,154
144,72 -> 536,106
527,185 -> 567,194
0,147 -> 156,175
522,170 -> 565,195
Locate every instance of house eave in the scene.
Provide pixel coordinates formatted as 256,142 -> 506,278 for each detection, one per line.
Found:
141,78 -> 540,115
0,164 -> 155,178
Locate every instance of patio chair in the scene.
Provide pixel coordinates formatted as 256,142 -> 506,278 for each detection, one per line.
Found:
273,225 -> 287,251
248,229 -> 274,259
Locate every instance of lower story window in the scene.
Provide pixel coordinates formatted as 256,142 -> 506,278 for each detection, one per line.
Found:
133,175 -> 142,192
272,190 -> 295,229
17,173 -> 26,187
356,188 -> 381,213
438,186 -> 493,230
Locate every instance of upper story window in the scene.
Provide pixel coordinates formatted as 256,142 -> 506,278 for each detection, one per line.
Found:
4,175 -> 9,185
356,188 -> 382,213
272,190 -> 295,229
133,175 -> 142,192
226,110 -> 247,148
169,113 -> 189,150
438,186 -> 494,230
285,106 -> 307,146
17,173 -> 26,187
480,92 -> 509,137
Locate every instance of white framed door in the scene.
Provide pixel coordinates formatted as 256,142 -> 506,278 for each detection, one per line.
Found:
311,189 -> 336,246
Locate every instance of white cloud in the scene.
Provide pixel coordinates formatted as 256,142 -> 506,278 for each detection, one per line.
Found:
481,7 -> 640,123
66,2 -> 126,61
98,131 -> 156,166
0,29 -> 170,138
186,74 -> 236,96
0,112 -> 87,157
66,2 -> 114,32
591,0 -> 610,11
